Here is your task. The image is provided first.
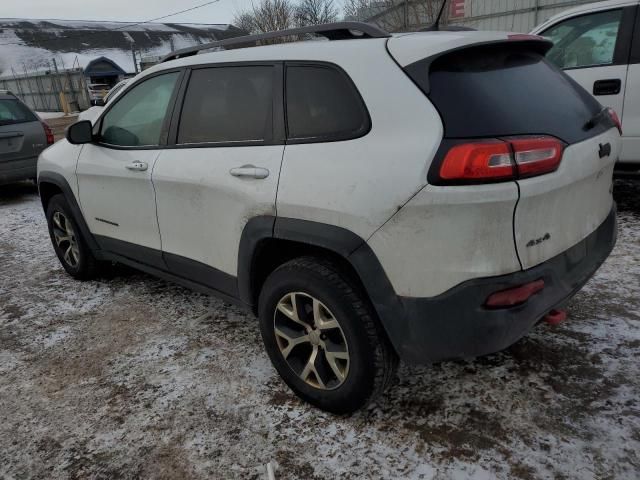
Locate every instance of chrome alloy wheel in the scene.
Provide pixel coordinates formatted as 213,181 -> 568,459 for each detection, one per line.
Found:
273,292 -> 350,390
52,211 -> 80,268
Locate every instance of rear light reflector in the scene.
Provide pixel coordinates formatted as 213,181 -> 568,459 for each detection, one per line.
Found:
440,140 -> 514,181
511,137 -> 563,178
485,279 -> 545,309
607,108 -> 622,135
438,136 -> 564,183
42,122 -> 54,145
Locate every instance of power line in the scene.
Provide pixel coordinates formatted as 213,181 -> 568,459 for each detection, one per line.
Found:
0,0 -> 224,47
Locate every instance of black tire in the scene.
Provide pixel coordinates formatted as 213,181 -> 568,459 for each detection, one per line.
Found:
258,256 -> 398,414
46,194 -> 101,280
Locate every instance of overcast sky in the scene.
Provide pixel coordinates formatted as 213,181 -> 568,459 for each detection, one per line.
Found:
1,0 -> 257,26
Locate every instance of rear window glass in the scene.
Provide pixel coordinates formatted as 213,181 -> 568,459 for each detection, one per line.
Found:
0,99 -> 37,126
407,43 -> 603,144
178,66 -> 274,144
286,65 -> 369,142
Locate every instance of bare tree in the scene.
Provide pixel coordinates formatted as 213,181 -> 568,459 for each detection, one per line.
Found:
295,0 -> 339,27
343,0 -> 371,21
364,0 -> 446,32
234,0 -> 296,37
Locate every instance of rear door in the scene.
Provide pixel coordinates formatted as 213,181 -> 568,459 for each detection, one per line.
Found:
152,63 -> 283,295
620,5 -> 640,162
537,5 -> 636,161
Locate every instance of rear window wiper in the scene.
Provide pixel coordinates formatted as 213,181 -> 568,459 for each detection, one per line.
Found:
583,108 -> 609,131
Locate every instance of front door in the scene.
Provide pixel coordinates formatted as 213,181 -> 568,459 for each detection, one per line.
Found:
152,64 -> 283,295
76,71 -> 182,267
538,6 -> 635,156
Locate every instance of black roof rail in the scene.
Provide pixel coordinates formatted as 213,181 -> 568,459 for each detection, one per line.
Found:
160,22 -> 391,63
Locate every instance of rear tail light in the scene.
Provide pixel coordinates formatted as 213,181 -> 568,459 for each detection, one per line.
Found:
485,279 -> 545,309
607,108 -> 622,135
42,122 -> 54,145
510,137 -> 563,178
440,140 -> 513,181
438,136 -> 564,183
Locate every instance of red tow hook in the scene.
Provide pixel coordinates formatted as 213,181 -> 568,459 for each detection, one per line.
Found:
544,309 -> 567,326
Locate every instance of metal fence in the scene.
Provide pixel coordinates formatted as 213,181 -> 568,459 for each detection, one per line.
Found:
0,65 -> 91,112
448,0 -> 597,33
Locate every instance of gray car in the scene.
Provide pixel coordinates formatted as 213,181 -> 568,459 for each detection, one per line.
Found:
0,91 -> 53,185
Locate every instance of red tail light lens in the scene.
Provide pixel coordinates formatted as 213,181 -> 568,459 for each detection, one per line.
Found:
440,140 -> 514,181
439,136 -> 564,183
42,122 -> 54,145
607,108 -> 622,135
485,279 -> 545,309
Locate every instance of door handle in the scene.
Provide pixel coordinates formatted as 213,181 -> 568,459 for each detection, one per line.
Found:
593,79 -> 621,96
125,161 -> 148,172
229,165 -> 269,179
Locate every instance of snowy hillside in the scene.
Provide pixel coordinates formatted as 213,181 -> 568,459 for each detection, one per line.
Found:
0,18 -> 243,76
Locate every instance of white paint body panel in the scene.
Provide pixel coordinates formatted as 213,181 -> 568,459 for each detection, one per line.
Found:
621,63 -> 640,163
37,139 -> 83,199
152,146 -> 284,276
564,65 -> 628,124
514,128 -> 620,270
386,31 -> 511,67
76,144 -> 162,250
276,43 -> 442,240
367,183 -> 521,298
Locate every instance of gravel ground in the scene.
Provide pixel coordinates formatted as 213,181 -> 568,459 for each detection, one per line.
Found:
0,180 -> 638,480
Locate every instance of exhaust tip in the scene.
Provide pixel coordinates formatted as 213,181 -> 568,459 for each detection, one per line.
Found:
544,309 -> 567,326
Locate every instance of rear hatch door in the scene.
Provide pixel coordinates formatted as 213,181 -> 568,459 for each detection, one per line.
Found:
398,37 -> 619,270
0,97 -> 45,166
514,126 -> 618,269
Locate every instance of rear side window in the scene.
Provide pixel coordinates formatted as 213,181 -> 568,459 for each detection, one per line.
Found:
408,43 -> 603,145
0,99 -> 37,126
178,66 -> 274,144
285,65 -> 369,142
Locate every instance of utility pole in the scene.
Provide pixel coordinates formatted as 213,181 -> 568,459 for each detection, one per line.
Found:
131,45 -> 139,74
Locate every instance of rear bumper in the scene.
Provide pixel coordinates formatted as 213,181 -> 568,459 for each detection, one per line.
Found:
391,206 -> 617,364
0,156 -> 38,185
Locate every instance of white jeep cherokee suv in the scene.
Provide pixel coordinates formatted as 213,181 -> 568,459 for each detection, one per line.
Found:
37,23 -> 620,413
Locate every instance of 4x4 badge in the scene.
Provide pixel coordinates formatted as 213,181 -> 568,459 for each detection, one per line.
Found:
526,233 -> 551,248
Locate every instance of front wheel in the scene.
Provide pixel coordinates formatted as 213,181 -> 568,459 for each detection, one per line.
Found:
46,194 -> 101,280
258,257 -> 397,413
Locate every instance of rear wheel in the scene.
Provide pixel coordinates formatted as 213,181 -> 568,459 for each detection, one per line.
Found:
46,194 -> 101,280
258,257 -> 397,413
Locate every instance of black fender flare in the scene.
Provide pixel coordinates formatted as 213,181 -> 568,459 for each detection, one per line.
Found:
237,216 -> 409,352
38,171 -> 101,254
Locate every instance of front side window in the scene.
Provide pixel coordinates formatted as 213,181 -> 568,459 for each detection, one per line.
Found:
100,72 -> 179,147
285,65 -> 369,142
542,9 -> 623,69
178,66 -> 274,144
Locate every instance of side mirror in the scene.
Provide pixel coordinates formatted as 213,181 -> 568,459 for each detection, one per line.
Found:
66,120 -> 93,145
94,99 -> 105,107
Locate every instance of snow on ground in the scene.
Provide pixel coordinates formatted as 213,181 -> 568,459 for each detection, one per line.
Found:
0,180 -> 638,479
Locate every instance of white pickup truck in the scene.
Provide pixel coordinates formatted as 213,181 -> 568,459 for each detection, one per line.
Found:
532,0 -> 640,169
